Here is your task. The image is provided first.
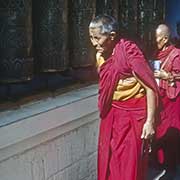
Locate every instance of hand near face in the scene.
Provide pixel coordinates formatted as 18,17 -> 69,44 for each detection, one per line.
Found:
96,52 -> 103,60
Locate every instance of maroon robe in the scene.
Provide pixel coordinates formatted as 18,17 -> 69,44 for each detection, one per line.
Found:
155,45 -> 180,136
152,45 -> 180,175
98,39 -> 159,180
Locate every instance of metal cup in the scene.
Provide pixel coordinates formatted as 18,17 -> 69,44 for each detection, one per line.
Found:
153,60 -> 161,86
153,60 -> 161,71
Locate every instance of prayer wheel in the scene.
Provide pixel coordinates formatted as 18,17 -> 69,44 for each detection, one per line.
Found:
33,0 -> 68,72
69,0 -> 96,68
119,0 -> 138,40
137,0 -> 166,58
0,0 -> 33,83
96,0 -> 120,19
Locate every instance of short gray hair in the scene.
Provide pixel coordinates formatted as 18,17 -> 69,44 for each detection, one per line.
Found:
156,24 -> 171,39
89,14 -> 119,34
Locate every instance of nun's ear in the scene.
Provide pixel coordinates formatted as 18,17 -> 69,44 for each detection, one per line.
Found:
110,31 -> 116,40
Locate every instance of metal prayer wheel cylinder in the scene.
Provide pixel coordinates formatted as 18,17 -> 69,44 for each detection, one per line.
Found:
96,0 -> 120,19
69,0 -> 96,68
118,0 -> 138,40
0,0 -> 33,83
137,0 -> 166,58
33,0 -> 68,72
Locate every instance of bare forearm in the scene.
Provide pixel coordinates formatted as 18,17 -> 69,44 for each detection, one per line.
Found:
133,71 -> 156,122
133,72 -> 156,139
146,88 -> 156,123
154,70 -> 180,81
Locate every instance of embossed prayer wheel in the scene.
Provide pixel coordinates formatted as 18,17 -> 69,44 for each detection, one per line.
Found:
69,0 -> 96,68
33,0 -> 68,72
119,0 -> 138,40
96,0 -> 120,19
0,0 -> 33,83
137,0 -> 166,58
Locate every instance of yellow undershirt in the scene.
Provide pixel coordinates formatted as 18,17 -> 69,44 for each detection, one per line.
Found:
96,55 -> 145,101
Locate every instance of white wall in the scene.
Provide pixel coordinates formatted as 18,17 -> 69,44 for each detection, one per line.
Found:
0,85 -> 99,180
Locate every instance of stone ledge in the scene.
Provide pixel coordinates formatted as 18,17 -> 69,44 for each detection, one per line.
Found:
0,84 -> 99,162
0,84 -> 98,127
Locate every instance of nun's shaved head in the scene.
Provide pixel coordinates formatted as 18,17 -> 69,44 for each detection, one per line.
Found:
156,24 -> 170,39
155,24 -> 171,50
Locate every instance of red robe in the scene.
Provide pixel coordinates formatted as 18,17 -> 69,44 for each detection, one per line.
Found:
98,39 -> 159,180
153,45 -> 180,174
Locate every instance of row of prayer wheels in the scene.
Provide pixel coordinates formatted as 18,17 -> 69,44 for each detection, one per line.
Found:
0,0 -> 165,83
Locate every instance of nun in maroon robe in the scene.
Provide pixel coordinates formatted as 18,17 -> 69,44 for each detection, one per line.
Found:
151,24 -> 180,179
97,39 -> 159,180
89,15 -> 159,180
152,45 -> 180,178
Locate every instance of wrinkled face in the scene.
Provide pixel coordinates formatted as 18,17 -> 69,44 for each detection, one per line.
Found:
155,28 -> 167,50
89,27 -> 113,54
